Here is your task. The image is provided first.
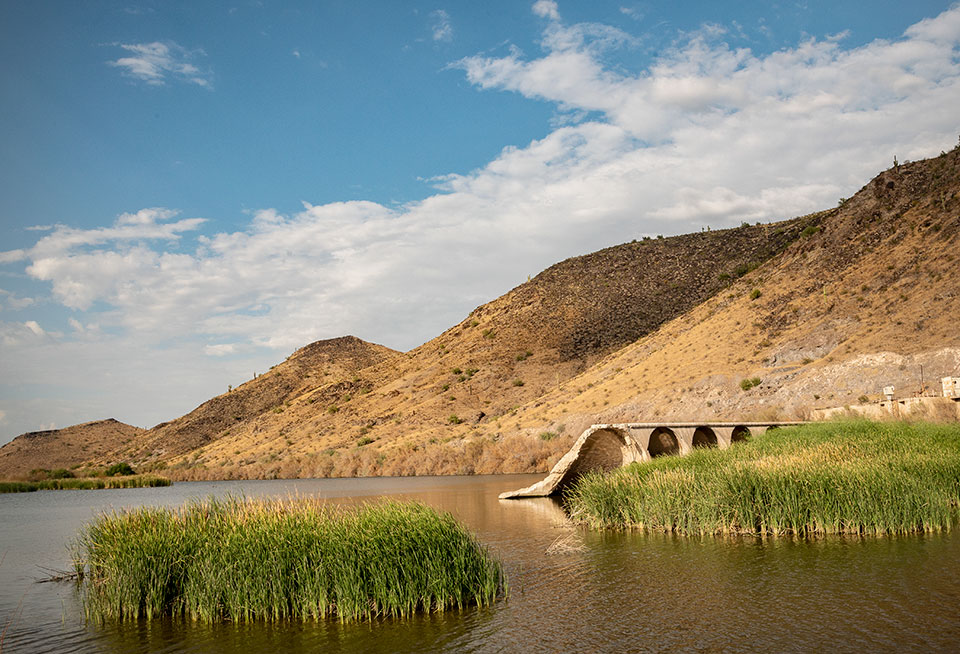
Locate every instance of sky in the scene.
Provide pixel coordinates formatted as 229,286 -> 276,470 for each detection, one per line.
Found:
1,1 -> 959,444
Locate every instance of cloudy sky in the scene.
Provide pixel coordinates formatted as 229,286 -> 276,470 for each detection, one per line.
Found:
1,1 -> 958,443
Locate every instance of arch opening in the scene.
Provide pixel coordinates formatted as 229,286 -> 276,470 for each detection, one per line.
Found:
556,428 -> 628,494
692,426 -> 718,448
731,426 -> 751,443
648,427 -> 680,457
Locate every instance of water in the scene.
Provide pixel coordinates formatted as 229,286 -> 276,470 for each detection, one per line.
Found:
2,475 -> 959,653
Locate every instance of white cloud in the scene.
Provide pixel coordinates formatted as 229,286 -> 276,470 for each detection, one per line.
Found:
458,5 -> 960,143
431,9 -> 453,42
24,320 -> 45,337
0,289 -> 35,311
108,41 -> 213,87
0,410 -> 6,425
0,320 -> 54,346
204,343 -> 238,356
0,250 -> 26,264
532,0 -> 560,21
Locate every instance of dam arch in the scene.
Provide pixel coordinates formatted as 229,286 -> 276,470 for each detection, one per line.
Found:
731,425 -> 751,443
648,427 -> 680,457
692,426 -> 718,448
499,420 -> 806,499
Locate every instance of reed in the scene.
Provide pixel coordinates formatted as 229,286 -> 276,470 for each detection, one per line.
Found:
72,497 -> 505,622
0,475 -> 170,493
565,420 -> 960,535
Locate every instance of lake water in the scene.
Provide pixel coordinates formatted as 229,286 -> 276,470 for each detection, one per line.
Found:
1,474 -> 959,653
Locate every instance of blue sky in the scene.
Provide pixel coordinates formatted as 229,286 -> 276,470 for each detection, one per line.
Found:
1,0 -> 959,443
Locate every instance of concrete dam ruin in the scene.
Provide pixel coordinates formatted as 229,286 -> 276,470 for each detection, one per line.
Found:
500,422 -> 803,499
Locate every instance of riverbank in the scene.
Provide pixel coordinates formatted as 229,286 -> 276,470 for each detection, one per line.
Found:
565,421 -> 960,535
72,496 -> 505,622
0,475 -> 171,492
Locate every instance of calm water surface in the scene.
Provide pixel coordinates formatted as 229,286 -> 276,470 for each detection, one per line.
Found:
1,474 -> 959,653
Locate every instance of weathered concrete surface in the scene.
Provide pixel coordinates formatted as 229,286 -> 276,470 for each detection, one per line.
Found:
812,396 -> 960,421
499,421 -> 804,499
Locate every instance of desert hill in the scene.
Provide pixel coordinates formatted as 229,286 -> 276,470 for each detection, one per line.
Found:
0,419 -> 144,479
130,335 -> 401,459
130,213 -> 816,480
2,144 -> 958,481
505,146 -> 960,437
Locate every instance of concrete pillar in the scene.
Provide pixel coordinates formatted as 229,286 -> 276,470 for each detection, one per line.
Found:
674,427 -> 696,455
620,427 -> 648,464
714,427 -> 735,449
626,427 -> 656,461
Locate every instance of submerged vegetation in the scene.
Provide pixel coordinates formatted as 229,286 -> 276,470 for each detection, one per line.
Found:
565,421 -> 960,535
0,475 -> 170,493
72,497 -> 505,622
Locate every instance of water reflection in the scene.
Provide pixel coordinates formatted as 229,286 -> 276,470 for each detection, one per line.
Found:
2,474 -> 959,653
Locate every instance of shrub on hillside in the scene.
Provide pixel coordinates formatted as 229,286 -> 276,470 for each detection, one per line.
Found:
105,462 -> 135,477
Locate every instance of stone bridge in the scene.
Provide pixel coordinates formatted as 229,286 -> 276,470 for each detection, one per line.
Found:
499,421 -> 804,499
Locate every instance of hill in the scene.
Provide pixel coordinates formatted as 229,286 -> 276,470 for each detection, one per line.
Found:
129,335 -> 401,459
506,146 -> 960,437
3,144 -> 958,481
0,419 -> 144,479
129,209 -> 816,479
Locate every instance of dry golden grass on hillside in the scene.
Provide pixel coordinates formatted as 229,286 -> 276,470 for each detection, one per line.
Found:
136,215 -> 817,480
510,149 -> 960,434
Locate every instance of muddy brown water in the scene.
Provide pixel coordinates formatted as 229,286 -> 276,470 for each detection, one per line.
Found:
1,474 -> 959,652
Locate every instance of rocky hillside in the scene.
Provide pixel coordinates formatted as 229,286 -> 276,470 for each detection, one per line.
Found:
506,146 -> 960,437
0,419 -> 144,479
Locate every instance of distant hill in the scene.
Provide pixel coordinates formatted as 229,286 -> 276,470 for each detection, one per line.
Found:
129,335 -> 401,459
0,419 -> 144,479
3,144 -> 958,481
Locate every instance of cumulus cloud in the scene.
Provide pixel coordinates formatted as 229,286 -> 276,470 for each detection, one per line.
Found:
10,5 -> 960,347
204,343 -> 238,356
17,208 -> 205,310
532,0 -> 560,21
108,41 -> 213,87
431,9 -> 453,42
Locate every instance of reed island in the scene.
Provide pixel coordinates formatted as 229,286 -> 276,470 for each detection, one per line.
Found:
565,421 -> 960,535
71,497 -> 505,622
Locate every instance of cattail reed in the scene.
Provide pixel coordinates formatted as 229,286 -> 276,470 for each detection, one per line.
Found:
0,475 -> 170,493
72,497 -> 505,622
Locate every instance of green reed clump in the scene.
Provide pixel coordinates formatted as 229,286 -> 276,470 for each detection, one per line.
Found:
565,421 -> 960,536
0,481 -> 36,493
0,475 -> 170,493
72,497 -> 505,622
